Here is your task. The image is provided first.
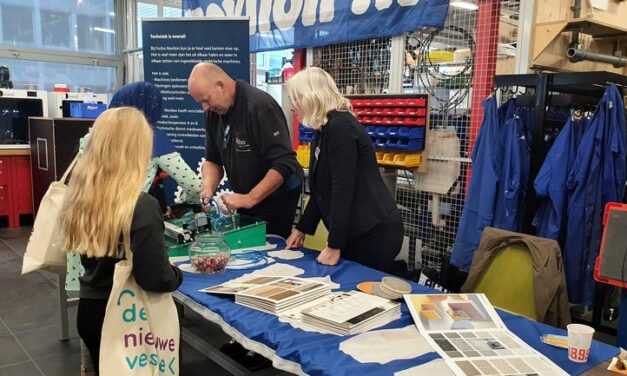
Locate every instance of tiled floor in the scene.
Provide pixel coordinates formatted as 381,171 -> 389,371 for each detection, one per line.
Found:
0,227 -> 247,376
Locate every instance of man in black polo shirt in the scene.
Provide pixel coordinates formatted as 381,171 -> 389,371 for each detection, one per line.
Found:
188,62 -> 302,239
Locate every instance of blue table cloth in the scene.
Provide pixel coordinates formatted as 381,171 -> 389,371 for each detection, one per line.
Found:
176,237 -> 619,376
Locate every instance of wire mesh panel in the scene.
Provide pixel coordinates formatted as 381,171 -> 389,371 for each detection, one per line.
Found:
311,38 -> 392,95
395,2 -> 519,273
310,1 -> 519,275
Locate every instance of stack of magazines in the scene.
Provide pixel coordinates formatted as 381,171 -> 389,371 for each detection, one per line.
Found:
200,275 -> 332,314
300,291 -> 401,335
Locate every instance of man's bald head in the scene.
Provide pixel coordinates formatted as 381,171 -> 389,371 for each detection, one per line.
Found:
188,62 -> 236,115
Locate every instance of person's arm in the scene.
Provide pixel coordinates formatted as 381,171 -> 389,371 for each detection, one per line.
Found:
131,195 -> 182,292
202,112 -> 225,201
221,169 -> 283,211
286,197 -> 321,249
326,122 -> 358,250
156,152 -> 202,203
254,107 -> 300,183
201,160 -> 224,200
222,104 -> 301,210
296,196 -> 321,236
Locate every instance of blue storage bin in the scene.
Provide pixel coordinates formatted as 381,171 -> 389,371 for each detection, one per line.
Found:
385,127 -> 399,138
366,126 -> 377,137
397,139 -> 425,152
299,132 -> 315,142
385,138 -> 400,150
375,127 -> 388,137
374,138 -> 387,148
69,102 -> 107,119
398,127 -> 425,139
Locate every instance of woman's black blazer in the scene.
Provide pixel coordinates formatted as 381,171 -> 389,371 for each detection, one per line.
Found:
296,110 -> 398,249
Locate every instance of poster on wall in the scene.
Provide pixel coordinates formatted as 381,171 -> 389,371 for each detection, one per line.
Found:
182,0 -> 450,52
142,18 -> 249,201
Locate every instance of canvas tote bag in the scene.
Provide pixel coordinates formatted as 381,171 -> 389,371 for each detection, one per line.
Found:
22,155 -> 79,274
99,248 -> 180,375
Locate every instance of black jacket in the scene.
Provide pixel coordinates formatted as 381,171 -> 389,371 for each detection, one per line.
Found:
297,110 -> 398,249
204,80 -> 302,197
79,193 -> 183,299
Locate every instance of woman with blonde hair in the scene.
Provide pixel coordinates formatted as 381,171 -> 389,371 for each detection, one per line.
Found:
285,67 -> 403,273
60,107 -> 182,374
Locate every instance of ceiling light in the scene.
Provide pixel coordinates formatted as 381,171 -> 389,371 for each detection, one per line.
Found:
93,27 -> 116,34
450,1 -> 478,10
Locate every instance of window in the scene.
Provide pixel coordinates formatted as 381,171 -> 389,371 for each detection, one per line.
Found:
77,15 -> 114,54
0,0 -> 116,54
41,11 -> 71,49
163,6 -> 181,17
137,2 -> 158,49
136,0 -> 182,48
1,4 -> 34,46
0,59 -> 116,96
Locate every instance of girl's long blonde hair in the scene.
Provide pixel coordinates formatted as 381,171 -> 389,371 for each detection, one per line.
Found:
286,67 -> 352,129
61,107 -> 153,258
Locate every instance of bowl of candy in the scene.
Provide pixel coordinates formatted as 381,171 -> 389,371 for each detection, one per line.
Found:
188,233 -> 231,274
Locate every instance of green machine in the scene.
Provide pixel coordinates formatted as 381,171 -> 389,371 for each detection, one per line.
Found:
164,209 -> 266,258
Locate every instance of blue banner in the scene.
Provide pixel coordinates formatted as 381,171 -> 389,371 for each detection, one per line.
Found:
142,18 -> 249,201
183,0 -> 449,52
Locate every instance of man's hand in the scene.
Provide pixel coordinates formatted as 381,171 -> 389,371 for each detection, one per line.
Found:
200,188 -> 214,210
316,246 -> 341,266
286,229 -> 305,248
221,193 -> 257,212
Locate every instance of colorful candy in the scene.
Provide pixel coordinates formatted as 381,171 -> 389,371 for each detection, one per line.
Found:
190,254 -> 229,274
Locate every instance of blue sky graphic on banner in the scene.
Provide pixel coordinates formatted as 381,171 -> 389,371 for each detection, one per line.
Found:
142,18 -> 249,202
182,0 -> 449,52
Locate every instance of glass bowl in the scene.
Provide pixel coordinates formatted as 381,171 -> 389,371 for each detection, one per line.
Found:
188,233 -> 231,274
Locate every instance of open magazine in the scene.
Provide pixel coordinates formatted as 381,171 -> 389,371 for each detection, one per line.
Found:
299,291 -> 401,336
200,275 -> 332,314
404,294 -> 569,376
200,277 -> 401,335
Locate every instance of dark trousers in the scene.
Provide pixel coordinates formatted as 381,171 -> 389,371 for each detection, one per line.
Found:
343,209 -> 403,273
77,298 -> 108,375
239,188 -> 300,239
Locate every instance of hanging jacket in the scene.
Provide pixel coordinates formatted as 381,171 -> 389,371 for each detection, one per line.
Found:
452,98 -> 533,269
451,96 -> 500,270
562,85 -> 626,304
461,227 -> 571,328
533,116 -> 587,242
493,112 -> 531,232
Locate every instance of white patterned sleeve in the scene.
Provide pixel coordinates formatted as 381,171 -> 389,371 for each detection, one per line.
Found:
155,152 -> 202,203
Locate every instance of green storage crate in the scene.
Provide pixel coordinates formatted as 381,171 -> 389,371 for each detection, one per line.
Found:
167,241 -> 191,258
223,221 -> 267,250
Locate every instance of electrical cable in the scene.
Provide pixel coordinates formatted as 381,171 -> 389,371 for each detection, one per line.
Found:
228,251 -> 270,269
412,26 -> 475,113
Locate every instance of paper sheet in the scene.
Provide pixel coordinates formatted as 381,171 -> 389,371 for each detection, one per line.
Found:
231,263 -> 305,282
278,295 -> 336,335
339,325 -> 433,364
268,249 -> 304,260
231,242 -> 278,253
404,294 -> 569,376
309,275 -> 340,290
395,359 -> 455,376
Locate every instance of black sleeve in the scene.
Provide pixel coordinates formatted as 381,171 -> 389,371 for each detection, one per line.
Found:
131,194 -> 183,292
296,197 -> 321,235
326,121 -> 358,250
250,105 -> 299,180
204,111 -> 223,166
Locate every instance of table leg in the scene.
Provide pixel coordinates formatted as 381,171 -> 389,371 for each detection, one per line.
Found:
618,289 -> 627,349
58,274 -> 69,342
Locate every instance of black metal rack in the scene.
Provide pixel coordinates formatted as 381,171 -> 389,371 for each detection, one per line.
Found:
493,71 -> 627,336
493,71 -> 627,233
